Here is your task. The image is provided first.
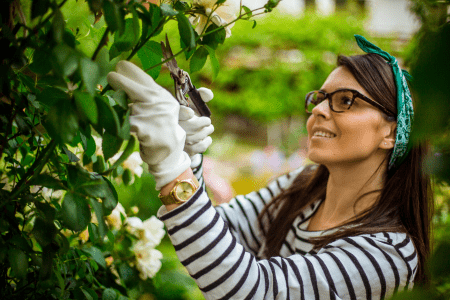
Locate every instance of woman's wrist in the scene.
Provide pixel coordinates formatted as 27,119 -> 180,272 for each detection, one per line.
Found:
159,168 -> 195,211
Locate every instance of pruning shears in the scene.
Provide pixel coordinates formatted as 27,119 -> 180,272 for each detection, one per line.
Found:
160,35 -> 212,118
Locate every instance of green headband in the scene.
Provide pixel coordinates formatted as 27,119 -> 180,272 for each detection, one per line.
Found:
354,34 -> 414,170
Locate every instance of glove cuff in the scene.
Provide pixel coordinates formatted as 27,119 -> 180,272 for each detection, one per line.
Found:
150,151 -> 192,190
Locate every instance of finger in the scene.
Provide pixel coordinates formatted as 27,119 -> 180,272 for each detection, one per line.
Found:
185,136 -> 213,156
180,116 -> 212,134
179,106 -> 195,121
115,60 -> 163,92
185,124 -> 214,144
197,87 -> 214,103
107,72 -> 149,103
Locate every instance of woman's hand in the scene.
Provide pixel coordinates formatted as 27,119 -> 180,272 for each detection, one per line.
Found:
179,87 -> 214,158
107,61 -> 191,190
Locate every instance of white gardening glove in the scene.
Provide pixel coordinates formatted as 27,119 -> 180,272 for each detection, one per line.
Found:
179,87 -> 215,158
106,61 -> 191,190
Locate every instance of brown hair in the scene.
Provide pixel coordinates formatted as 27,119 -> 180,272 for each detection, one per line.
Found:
258,53 -> 433,285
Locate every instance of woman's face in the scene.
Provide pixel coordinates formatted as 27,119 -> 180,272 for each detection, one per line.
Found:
306,66 -> 395,168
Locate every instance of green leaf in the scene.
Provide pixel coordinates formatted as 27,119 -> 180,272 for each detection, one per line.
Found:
44,99 -> 79,144
174,1 -> 188,11
89,198 -> 107,238
181,37 -> 195,60
30,174 -> 64,190
160,3 -> 179,16
95,95 -> 121,135
111,89 -> 128,109
62,146 -> 80,162
52,7 -> 65,43
264,0 -> 281,12
205,45 -> 220,80
177,13 -> 195,50
137,40 -> 164,80
81,287 -> 98,300
215,0 -> 226,4
52,44 -> 79,77
74,91 -> 98,125
103,0 -> 124,34
32,217 -> 57,247
40,245 -> 56,280
55,232 -> 70,255
252,20 -> 257,29
148,3 -> 163,34
88,223 -> 99,242
80,57 -> 100,96
86,136 -> 97,157
102,132 -> 123,161
61,192 -> 91,231
190,46 -> 208,73
82,246 -> 106,269
122,169 -> 133,185
66,164 -> 91,189
37,87 -> 68,108
109,44 -> 121,61
102,288 -> 117,300
103,177 -> 118,214
31,0 -> 50,20
29,49 -> 52,74
109,135 -> 136,171
8,249 -> 28,279
202,23 -> 225,50
93,155 -> 106,173
112,18 -> 140,53
241,5 -> 252,19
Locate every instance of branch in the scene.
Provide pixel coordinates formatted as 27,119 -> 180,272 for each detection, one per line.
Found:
92,28 -> 110,61
8,139 -> 57,202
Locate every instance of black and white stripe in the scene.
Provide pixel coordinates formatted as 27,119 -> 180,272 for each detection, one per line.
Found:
157,155 -> 418,300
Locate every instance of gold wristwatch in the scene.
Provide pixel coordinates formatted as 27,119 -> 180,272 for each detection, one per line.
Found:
158,176 -> 200,205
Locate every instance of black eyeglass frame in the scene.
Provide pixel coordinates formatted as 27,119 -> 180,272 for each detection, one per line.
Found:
305,88 -> 396,117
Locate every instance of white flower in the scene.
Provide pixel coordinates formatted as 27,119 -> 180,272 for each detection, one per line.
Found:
126,216 -> 165,247
141,216 -> 165,246
190,0 -> 240,38
106,202 -> 126,230
122,152 -> 144,177
93,135 -> 103,156
110,151 -> 144,184
132,240 -> 163,280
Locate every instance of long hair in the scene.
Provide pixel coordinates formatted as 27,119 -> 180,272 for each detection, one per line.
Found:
258,53 -> 433,285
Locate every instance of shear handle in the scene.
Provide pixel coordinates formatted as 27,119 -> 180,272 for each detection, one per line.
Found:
185,77 -> 212,118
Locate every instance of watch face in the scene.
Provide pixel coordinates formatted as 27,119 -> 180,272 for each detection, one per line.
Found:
175,181 -> 195,201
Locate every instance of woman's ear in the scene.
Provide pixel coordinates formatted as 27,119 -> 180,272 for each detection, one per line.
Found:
379,121 -> 396,149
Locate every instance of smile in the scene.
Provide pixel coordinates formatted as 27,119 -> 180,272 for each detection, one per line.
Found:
313,131 -> 336,138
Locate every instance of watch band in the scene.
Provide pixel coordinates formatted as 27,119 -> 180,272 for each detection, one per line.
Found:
158,176 -> 199,205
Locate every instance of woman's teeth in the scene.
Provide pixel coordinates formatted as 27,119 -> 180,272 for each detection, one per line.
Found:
313,131 -> 336,138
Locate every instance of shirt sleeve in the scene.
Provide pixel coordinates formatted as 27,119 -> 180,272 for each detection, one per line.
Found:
157,184 -> 417,300
190,154 -> 306,256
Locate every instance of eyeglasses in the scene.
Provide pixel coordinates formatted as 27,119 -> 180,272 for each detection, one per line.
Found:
305,88 -> 395,117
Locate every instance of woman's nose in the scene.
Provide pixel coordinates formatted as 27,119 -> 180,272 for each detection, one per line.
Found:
311,99 -> 331,119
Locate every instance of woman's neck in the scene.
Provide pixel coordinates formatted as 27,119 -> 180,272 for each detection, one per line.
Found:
308,158 -> 387,231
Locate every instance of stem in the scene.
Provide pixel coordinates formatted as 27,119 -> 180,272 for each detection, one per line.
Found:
126,17 -> 168,61
144,45 -> 188,72
92,28 -> 110,61
8,139 -> 57,201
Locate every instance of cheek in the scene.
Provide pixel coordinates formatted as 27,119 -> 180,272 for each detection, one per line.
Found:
306,115 -> 314,136
339,117 -> 382,150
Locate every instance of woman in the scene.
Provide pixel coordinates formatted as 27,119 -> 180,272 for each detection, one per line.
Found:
107,35 -> 432,299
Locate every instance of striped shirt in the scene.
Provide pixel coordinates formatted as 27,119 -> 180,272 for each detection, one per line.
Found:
157,154 -> 418,300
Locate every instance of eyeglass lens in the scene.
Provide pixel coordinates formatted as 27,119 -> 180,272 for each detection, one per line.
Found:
306,90 -> 355,113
